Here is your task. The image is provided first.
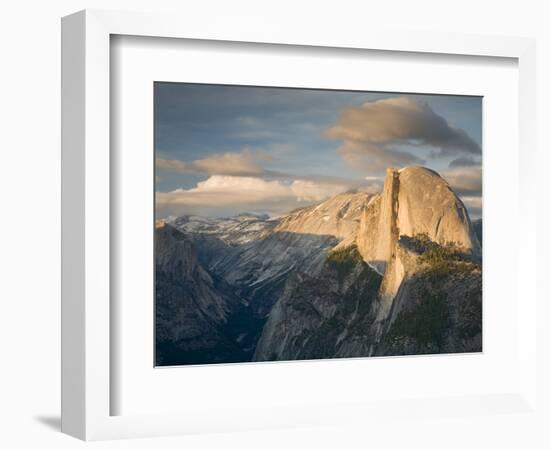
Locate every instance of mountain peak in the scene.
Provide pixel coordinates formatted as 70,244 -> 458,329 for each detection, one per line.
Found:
357,165 -> 480,274
274,190 -> 370,241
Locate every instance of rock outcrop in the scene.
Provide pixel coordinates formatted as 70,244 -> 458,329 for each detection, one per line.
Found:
356,167 -> 481,323
177,191 -> 369,317
253,245 -> 382,361
357,167 -> 480,273
157,167 -> 482,365
274,191 -> 368,242
336,235 -> 482,357
375,252 -> 482,356
253,167 -> 482,360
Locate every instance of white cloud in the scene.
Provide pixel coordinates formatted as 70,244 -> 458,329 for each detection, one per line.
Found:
289,180 -> 348,202
156,175 -> 349,216
158,176 -> 289,207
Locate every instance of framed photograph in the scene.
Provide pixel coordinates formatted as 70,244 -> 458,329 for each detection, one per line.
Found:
62,9 -> 537,440
153,82 -> 483,367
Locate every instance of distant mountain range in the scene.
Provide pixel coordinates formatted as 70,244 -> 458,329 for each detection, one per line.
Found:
155,166 -> 482,366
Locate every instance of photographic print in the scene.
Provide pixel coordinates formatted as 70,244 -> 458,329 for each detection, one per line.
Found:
154,83 -> 482,367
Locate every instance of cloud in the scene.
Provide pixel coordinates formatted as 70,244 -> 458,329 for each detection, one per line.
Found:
156,175 -> 350,217
441,165 -> 482,197
156,149 -> 269,177
290,180 -> 349,202
157,176 -> 290,207
436,166 -> 482,219
449,156 -> 480,168
326,97 -> 481,173
333,141 -> 424,174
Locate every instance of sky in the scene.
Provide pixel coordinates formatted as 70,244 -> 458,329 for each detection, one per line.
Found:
155,83 -> 482,219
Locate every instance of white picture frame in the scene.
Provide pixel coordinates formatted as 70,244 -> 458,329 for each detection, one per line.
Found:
61,9 -> 537,441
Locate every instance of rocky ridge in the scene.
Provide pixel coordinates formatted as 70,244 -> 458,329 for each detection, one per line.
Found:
156,166 -> 483,365
254,167 -> 482,359
171,191 -> 368,317
356,167 -> 480,323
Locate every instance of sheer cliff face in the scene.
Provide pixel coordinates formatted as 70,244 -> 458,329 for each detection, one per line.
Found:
358,167 -> 480,273
253,246 -> 382,362
356,167 -> 481,321
254,166 -> 482,360
347,167 -> 482,355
